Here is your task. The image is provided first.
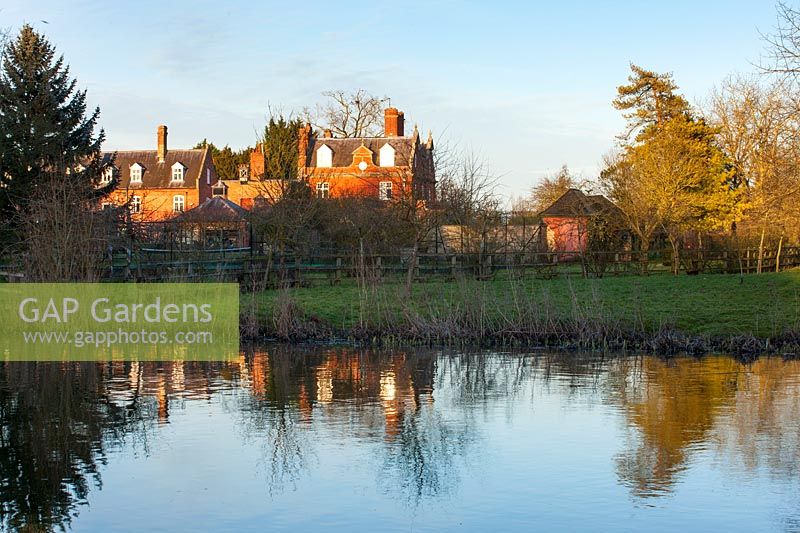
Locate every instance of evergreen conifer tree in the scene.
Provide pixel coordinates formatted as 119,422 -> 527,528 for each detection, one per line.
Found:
0,24 -> 107,241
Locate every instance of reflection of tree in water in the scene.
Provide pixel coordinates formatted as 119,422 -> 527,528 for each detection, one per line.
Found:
711,358 -> 800,529
607,356 -> 746,499
378,352 -> 504,507
0,362 -> 155,532
235,346 -> 313,496
236,345 -> 476,504
605,355 -> 800,527
526,353 -> 800,502
379,403 -> 472,507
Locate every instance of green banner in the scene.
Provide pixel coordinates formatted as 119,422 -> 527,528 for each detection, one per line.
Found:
0,283 -> 239,361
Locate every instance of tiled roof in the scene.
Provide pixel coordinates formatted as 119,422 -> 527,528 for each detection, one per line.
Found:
175,196 -> 248,222
101,149 -> 212,188
307,137 -> 416,167
540,189 -> 621,218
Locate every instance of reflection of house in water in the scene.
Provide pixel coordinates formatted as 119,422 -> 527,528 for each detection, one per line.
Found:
101,349 -> 435,436
305,350 -> 436,441
105,359 -> 249,423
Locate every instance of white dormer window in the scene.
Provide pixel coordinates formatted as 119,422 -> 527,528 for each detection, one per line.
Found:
379,181 -> 393,200
101,166 -> 115,184
130,163 -> 143,183
379,144 -> 395,167
317,145 -> 333,168
171,162 -> 186,181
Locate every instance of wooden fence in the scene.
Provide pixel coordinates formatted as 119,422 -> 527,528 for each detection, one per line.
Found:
96,246 -> 800,285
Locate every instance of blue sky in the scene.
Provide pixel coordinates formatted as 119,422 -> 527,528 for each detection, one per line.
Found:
0,0 -> 780,202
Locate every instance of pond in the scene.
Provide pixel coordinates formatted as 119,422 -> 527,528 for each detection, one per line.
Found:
1,348 -> 799,531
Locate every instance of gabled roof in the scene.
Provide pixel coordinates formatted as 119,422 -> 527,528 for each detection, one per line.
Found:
101,148 -> 212,188
540,188 -> 621,218
307,137 -> 416,167
174,196 -> 248,222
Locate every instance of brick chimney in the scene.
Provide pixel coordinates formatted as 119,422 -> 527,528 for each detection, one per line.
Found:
250,144 -> 265,179
298,123 -> 312,169
323,129 -> 333,138
157,125 -> 168,163
384,108 -> 404,137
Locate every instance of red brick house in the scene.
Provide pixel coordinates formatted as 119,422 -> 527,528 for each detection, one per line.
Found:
200,107 -> 436,209
539,189 -> 622,253
298,107 -> 436,203
102,125 -> 217,220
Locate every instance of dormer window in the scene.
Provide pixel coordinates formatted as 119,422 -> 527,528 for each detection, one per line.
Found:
101,166 -> 116,184
130,163 -> 143,183
379,144 -> 395,167
317,145 -> 333,168
171,162 -> 186,182
211,181 -> 227,198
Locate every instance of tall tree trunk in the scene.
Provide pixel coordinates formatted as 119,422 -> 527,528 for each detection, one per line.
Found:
757,226 -> 766,274
668,233 -> 680,275
775,236 -> 783,273
639,239 -> 650,275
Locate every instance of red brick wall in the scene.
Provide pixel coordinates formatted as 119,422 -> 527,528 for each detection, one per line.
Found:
109,187 -> 201,221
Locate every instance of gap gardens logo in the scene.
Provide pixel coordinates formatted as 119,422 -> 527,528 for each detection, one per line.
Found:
0,283 -> 239,361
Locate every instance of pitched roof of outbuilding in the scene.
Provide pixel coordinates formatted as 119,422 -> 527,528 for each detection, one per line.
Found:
174,196 -> 248,222
539,188 -> 621,218
101,148 -> 212,188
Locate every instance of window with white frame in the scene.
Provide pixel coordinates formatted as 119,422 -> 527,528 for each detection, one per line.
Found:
379,181 -> 393,200
130,195 -> 142,214
173,195 -> 185,213
130,163 -> 143,183
171,162 -> 185,181
316,145 -> 333,168
101,166 -> 115,183
379,144 -> 395,167
101,202 -> 113,210
316,182 -> 330,199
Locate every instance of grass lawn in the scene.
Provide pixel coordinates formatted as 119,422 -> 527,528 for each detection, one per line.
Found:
245,269 -> 800,338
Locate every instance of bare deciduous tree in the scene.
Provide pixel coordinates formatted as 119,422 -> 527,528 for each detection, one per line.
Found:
707,75 -> 800,270
20,165 -> 116,281
762,2 -> 800,77
303,89 -> 389,138
515,164 -> 590,215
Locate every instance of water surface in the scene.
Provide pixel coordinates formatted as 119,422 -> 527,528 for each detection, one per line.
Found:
1,348 -> 799,531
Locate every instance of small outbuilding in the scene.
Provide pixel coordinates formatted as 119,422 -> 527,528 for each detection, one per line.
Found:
539,189 -> 623,254
172,195 -> 250,249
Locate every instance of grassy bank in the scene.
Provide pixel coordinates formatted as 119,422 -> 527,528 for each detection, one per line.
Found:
241,269 -> 800,356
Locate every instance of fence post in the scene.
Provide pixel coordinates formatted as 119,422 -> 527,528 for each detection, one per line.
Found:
376,256 -> 383,279
335,257 -> 342,283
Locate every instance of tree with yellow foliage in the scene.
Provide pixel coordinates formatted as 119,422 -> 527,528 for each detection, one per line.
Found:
601,65 -> 740,273
708,75 -> 800,272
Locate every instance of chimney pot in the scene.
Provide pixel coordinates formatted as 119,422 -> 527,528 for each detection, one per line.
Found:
157,125 -> 168,162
